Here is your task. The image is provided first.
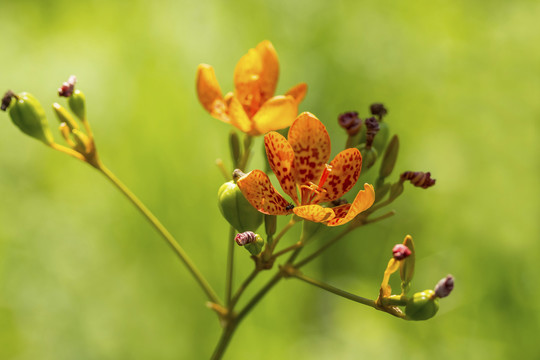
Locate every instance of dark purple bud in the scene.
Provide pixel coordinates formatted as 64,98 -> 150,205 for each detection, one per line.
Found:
1,90 -> 15,111
434,275 -> 454,298
235,231 -> 257,246
400,171 -> 436,189
392,244 -> 411,260
370,103 -> 388,118
58,75 -> 77,97
338,111 -> 362,136
364,117 -> 380,147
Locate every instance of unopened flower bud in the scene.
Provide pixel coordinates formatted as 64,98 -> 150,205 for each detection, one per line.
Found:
58,75 -> 77,97
264,214 -> 277,237
218,180 -> 263,232
52,103 -> 79,130
392,244 -> 411,260
379,135 -> 399,179
434,275 -> 454,298
229,131 -> 241,166
400,171 -> 436,189
235,231 -> 264,255
370,103 -> 388,118
338,111 -> 362,136
358,146 -> 377,169
405,290 -> 439,321
364,117 -> 380,148
7,92 -> 54,145
68,90 -> 86,121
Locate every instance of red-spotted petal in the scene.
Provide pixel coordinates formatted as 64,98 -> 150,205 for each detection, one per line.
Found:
318,148 -> 362,203
228,96 -> 253,134
264,132 -> 299,204
326,183 -> 375,226
237,170 -> 292,215
288,112 -> 331,187
251,95 -> 297,135
255,40 -> 279,103
293,205 -> 335,223
196,64 -> 229,123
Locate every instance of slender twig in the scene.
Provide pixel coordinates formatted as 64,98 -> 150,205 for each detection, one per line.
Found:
236,135 -> 253,171
230,268 -> 259,309
98,163 -> 221,305
225,227 -> 236,307
270,217 -> 298,252
272,241 -> 302,259
295,227 -> 352,269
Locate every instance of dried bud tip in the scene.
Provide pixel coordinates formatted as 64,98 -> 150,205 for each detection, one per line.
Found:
392,244 -> 412,260
370,103 -> 388,117
364,117 -> 380,147
400,171 -> 436,189
1,90 -> 16,111
58,75 -> 77,97
232,169 -> 246,182
434,275 -> 454,298
235,231 -> 257,246
338,111 -> 362,136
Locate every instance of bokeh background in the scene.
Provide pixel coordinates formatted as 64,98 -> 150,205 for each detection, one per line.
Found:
1,0 -> 539,359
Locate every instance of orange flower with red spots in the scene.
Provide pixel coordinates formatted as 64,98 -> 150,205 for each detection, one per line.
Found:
237,112 -> 375,226
196,40 -> 307,136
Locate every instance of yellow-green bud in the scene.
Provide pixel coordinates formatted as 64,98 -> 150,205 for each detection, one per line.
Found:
52,103 -> 79,130
68,90 -> 86,120
245,234 -> 264,255
373,121 -> 389,155
8,92 -> 54,145
400,235 -> 415,294
218,181 -> 263,232
379,135 -> 399,179
405,290 -> 439,321
358,145 -> 377,170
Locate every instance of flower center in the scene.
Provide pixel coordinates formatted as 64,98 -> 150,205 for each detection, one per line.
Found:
300,164 -> 332,205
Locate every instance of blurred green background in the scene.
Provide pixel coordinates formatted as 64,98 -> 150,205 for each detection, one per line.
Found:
1,0 -> 538,359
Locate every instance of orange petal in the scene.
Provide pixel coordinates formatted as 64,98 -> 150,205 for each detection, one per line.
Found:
326,184 -> 375,226
251,96 -> 297,135
234,48 -> 263,117
293,205 -> 335,223
255,40 -> 279,103
237,170 -> 293,215
288,112 -> 331,186
228,96 -> 253,134
264,131 -> 299,204
196,64 -> 229,122
285,82 -> 308,105
318,148 -> 362,203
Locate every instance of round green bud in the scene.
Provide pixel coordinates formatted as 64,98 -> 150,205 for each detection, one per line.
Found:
68,90 -> 86,120
8,92 -> 54,145
218,181 -> 263,233
405,290 -> 439,321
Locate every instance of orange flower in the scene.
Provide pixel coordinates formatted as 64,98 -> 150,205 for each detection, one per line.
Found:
237,112 -> 375,226
196,40 -> 307,136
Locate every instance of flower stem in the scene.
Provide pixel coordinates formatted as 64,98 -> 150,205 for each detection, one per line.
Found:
291,271 -> 376,307
98,163 -> 221,305
270,217 -> 298,252
230,268 -> 259,309
294,227 -> 352,269
225,226 -> 236,307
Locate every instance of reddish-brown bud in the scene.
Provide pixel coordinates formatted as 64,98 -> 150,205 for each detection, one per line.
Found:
392,244 -> 412,260
400,171 -> 436,189
1,90 -> 15,111
364,117 -> 380,147
434,275 -> 454,298
370,103 -> 388,118
58,75 -> 77,97
235,231 -> 257,246
338,111 -> 362,136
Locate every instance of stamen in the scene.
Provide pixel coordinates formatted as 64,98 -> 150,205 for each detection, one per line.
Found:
318,164 -> 333,188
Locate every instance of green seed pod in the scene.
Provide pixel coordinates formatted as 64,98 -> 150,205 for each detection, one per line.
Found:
244,233 -> 265,256
358,145 -> 377,170
68,90 -> 86,120
379,135 -> 399,179
8,92 -> 54,145
405,290 -> 439,321
52,103 -> 79,130
373,121 -> 389,155
218,181 -> 263,232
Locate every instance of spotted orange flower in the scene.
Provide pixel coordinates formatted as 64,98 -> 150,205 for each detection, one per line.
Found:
196,40 -> 307,136
237,112 -> 375,226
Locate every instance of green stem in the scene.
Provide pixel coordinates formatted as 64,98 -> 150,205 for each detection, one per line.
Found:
230,268 -> 259,309
291,271 -> 376,307
295,227 -> 352,269
211,321 -> 238,360
270,217 -> 298,252
272,241 -> 302,259
225,227 -> 236,307
98,164 -> 221,305
237,135 -> 253,171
